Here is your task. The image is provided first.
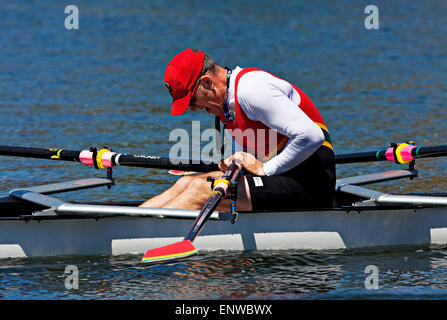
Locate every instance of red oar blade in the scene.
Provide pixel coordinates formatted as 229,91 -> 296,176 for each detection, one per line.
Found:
141,240 -> 198,264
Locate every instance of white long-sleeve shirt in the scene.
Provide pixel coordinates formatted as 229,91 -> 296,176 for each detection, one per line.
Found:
226,67 -> 325,176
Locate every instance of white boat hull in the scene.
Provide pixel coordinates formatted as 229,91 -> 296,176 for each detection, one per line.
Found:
1,206 -> 447,258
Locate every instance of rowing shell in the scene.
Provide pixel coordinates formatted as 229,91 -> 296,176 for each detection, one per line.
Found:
1,202 -> 447,259
1,167 -> 447,259
1,172 -> 447,258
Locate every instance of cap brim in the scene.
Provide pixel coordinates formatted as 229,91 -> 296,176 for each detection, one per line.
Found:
171,92 -> 191,116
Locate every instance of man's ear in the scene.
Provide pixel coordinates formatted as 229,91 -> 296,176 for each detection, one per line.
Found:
200,75 -> 214,90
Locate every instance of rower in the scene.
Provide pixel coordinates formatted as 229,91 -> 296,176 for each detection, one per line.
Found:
139,48 -> 335,211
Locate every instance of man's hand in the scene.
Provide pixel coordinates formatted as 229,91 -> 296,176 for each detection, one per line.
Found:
218,151 -> 266,176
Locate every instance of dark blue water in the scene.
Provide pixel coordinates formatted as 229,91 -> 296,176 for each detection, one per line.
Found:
1,246 -> 447,300
1,0 -> 447,299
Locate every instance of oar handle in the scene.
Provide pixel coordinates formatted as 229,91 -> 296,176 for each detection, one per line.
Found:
184,161 -> 242,242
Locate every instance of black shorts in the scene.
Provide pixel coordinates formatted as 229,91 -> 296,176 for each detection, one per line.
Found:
245,146 -> 336,211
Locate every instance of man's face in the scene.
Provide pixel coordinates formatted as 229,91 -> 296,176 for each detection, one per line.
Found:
188,75 -> 224,117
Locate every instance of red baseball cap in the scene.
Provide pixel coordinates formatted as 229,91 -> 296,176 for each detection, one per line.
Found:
164,48 -> 205,116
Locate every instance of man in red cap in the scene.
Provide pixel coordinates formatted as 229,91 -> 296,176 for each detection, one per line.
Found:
140,48 -> 335,211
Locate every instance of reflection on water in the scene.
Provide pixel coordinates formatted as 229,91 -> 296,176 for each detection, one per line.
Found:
1,246 -> 447,299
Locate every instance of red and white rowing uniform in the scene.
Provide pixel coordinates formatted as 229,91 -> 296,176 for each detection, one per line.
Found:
223,66 -> 334,176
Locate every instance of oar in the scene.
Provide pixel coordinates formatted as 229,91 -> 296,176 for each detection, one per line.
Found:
335,143 -> 447,164
141,161 -> 242,263
0,145 -> 218,172
3,143 -> 447,170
